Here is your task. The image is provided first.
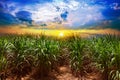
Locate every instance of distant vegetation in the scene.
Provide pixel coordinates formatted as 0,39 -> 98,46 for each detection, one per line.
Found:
0,34 -> 120,80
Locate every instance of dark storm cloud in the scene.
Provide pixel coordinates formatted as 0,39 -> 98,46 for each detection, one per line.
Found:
0,12 -> 18,25
16,11 -> 32,24
0,2 -> 18,25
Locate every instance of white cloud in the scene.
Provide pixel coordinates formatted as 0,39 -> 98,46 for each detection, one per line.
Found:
29,0 -> 80,23
30,3 -> 60,22
53,0 -> 80,12
6,0 -> 105,27
6,0 -> 80,24
68,0 -> 80,10
64,4 -> 105,27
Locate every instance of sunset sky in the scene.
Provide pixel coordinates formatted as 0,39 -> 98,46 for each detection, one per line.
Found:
0,0 -> 120,30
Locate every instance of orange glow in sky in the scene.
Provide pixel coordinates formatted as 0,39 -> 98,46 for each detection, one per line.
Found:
0,26 -> 120,38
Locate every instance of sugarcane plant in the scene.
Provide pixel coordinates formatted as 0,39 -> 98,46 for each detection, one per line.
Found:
109,39 -> 120,80
30,36 -> 61,78
90,35 -> 120,80
68,36 -> 86,77
0,38 -> 15,79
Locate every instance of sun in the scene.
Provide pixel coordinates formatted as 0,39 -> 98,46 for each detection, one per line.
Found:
59,32 -> 64,37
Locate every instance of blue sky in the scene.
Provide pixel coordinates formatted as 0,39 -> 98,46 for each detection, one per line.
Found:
0,0 -> 120,29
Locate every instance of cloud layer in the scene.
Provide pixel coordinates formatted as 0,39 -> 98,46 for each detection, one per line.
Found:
0,0 -> 120,29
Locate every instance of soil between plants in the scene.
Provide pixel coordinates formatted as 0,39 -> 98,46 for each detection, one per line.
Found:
5,64 -> 102,80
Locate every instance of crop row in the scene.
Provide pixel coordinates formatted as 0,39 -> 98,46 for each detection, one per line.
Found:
0,34 -> 120,80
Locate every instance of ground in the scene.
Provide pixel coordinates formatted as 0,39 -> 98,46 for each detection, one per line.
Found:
15,65 -> 101,80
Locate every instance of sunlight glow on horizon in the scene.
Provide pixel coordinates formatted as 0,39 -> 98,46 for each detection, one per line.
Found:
59,32 -> 64,37
0,26 -> 120,38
